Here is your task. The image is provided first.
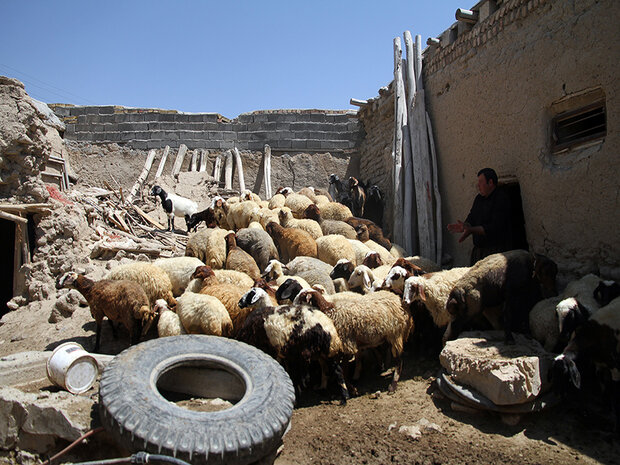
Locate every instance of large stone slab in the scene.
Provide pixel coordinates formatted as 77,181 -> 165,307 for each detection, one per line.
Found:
439,331 -> 554,406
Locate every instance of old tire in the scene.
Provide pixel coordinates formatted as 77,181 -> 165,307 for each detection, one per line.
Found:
98,335 -> 295,465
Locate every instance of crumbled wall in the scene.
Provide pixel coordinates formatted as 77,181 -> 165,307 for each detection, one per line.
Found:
0,77 -> 59,202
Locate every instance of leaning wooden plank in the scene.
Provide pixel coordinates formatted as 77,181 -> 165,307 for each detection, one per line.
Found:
426,111 -> 443,265
199,149 -> 208,172
132,205 -> 165,230
171,144 -> 188,177
264,144 -> 272,199
212,152 -> 223,183
126,149 -> 156,204
224,150 -> 233,190
233,147 -> 246,192
0,203 -> 52,212
155,146 -> 170,179
391,37 -> 406,250
190,149 -> 198,172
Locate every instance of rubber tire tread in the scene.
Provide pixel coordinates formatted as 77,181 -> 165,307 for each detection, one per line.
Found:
98,335 -> 295,465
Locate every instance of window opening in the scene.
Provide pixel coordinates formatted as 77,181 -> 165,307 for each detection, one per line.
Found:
552,100 -> 606,152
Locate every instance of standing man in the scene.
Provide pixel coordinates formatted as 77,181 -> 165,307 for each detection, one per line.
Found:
447,168 -> 512,265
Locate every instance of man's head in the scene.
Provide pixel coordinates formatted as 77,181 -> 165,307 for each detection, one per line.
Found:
477,168 -> 498,197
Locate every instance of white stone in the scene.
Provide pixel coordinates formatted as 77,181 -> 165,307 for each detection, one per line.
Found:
439,331 -> 554,405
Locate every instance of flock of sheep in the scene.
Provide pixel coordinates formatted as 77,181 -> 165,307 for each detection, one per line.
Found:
56,176 -> 620,428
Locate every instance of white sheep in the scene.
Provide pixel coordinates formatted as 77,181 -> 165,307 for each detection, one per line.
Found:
347,264 -> 386,294
316,234 -> 356,266
278,207 -> 323,240
528,296 -> 563,352
263,260 -> 311,289
268,193 -> 286,209
185,268 -> 255,293
154,299 -> 187,337
175,291 -> 233,337
284,193 -> 314,218
320,202 -> 353,221
295,288 -> 414,392
347,239 -> 374,266
105,262 -> 176,306
153,256 -> 205,296
150,185 -> 198,232
185,227 -> 230,269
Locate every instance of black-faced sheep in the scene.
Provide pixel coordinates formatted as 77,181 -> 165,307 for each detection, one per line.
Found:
150,185 -> 198,232
551,297 -> 620,434
275,278 -> 305,304
444,250 -> 558,344
186,206 -> 218,232
57,272 -> 156,352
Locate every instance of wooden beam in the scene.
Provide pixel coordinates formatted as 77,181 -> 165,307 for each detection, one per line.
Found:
0,210 -> 28,224
126,149 -> 156,204
224,150 -> 233,190
233,147 -> 245,192
171,144 -> 188,178
391,37 -> 406,249
199,149 -> 208,172
132,205 -> 165,230
264,144 -> 272,199
426,111 -> 443,265
212,152 -> 223,183
155,146 -> 170,179
190,149 -> 198,172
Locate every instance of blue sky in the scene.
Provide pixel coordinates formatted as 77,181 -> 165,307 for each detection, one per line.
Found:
2,1 -> 465,118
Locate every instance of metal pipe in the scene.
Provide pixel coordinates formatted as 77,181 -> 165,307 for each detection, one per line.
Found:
426,37 -> 441,47
455,8 -> 479,24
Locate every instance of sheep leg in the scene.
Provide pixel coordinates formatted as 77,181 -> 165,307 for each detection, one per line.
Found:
94,323 -> 102,353
328,359 -> 350,405
352,356 -> 363,381
388,356 -> 403,393
107,319 -> 118,339
167,214 -> 174,231
130,320 -> 142,346
502,301 -> 516,345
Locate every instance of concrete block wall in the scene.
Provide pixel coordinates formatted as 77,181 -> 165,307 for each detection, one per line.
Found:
50,105 -> 362,153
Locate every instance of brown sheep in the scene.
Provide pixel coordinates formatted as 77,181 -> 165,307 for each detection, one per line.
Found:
57,272 -> 156,352
265,221 -> 318,263
224,232 -> 261,281
345,216 -> 391,250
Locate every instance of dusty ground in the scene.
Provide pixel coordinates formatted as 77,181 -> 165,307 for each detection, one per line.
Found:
1,301 -> 619,465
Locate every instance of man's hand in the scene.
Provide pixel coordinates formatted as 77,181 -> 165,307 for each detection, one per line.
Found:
447,220 -> 465,233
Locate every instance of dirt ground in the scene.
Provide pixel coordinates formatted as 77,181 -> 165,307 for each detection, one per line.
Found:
1,300 -> 619,465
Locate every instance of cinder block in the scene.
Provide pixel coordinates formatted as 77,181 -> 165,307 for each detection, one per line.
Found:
219,140 -> 235,149
237,114 -> 253,123
98,106 -> 115,115
236,131 -> 252,141
306,139 -> 323,149
309,114 -> 326,123
174,114 -> 190,122
147,140 -> 163,149
131,140 -> 149,150
163,131 -> 180,140
253,114 -> 268,123
291,139 -> 307,149
160,114 -> 175,122
85,115 -> 100,124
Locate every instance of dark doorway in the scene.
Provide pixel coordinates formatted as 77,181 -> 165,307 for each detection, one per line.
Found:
503,182 -> 529,251
0,219 -> 15,317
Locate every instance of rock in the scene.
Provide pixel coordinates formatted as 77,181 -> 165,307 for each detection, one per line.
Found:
49,290 -> 84,323
440,331 -> 554,405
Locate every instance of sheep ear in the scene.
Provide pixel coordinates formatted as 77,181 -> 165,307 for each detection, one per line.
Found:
250,290 -> 261,305
419,283 -> 426,302
363,271 -> 371,290
566,358 -> 581,389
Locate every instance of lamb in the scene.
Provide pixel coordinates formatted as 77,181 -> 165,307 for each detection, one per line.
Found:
444,250 -> 558,344
278,207 -> 323,239
551,296 -> 620,434
154,299 -> 186,337
186,206 -> 217,232
294,288 -> 414,392
175,291 -> 233,337
265,221 -> 318,263
57,272 -> 156,352
381,258 -> 425,295
185,227 -> 230,269
347,265 -> 387,294
362,184 -> 384,227
186,266 -> 255,294
348,176 -> 366,217
150,185 -> 198,232
302,204 -> 357,239
105,262 -> 176,306
224,232 -> 261,281
316,234 -> 356,266
236,300 -> 349,404
153,256 -> 205,296
345,217 -> 391,250
235,227 -> 279,272
528,296 -> 563,352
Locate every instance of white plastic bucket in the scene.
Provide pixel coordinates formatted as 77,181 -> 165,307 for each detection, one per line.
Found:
46,342 -> 99,394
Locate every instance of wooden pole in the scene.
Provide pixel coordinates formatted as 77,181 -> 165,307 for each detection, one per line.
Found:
190,150 -> 198,172
391,37 -> 406,249
224,150 -> 233,190
264,144 -> 272,199
233,147 -> 246,192
403,31 -> 418,256
155,146 -> 170,179
126,149 -> 156,204
426,111 -> 443,265
171,144 -> 188,178
199,149 -> 208,172
212,153 -> 223,183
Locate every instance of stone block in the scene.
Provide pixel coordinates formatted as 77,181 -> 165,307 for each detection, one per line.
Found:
291,139 -> 307,150
439,331 -> 554,405
131,140 -> 148,150
253,114 -> 269,123
98,106 -> 115,115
